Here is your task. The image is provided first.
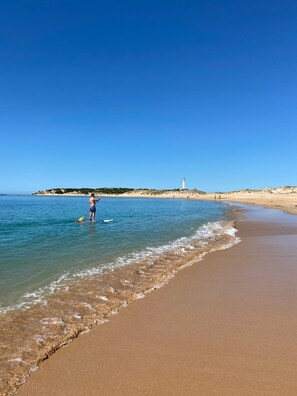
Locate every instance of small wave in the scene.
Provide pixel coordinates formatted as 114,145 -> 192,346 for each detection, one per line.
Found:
74,221 -> 239,277
0,221 -> 239,315
0,220 -> 240,396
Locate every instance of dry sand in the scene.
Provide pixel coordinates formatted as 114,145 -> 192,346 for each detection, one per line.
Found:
125,191 -> 297,215
218,193 -> 297,215
18,205 -> 297,395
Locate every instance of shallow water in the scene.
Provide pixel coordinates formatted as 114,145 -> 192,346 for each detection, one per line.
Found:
0,196 -> 239,394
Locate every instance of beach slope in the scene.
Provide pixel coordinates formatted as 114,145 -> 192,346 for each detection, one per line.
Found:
19,205 -> 297,395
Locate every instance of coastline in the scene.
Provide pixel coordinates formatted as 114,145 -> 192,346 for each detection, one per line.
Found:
33,191 -> 297,215
0,199 -> 236,395
18,205 -> 297,395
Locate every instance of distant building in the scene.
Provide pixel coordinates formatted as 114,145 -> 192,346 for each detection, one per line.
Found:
182,178 -> 186,190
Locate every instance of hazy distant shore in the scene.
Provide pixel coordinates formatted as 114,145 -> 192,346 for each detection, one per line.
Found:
34,186 -> 297,215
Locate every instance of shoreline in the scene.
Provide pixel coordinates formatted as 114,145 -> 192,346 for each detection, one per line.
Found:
18,204 -> 297,395
0,203 -> 236,395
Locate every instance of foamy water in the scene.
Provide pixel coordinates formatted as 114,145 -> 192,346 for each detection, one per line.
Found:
0,196 -> 239,394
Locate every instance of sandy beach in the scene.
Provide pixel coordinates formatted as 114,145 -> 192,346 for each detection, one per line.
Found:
124,189 -> 297,215
17,204 -> 297,395
216,191 -> 297,215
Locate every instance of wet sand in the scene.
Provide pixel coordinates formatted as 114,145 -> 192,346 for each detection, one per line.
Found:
18,205 -> 297,395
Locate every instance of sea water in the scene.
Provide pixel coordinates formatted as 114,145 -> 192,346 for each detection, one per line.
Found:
0,195 -> 239,394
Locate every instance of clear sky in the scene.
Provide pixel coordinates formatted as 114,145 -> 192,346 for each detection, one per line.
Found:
1,0 -> 296,194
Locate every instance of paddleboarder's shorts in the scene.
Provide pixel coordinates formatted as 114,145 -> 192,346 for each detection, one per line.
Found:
90,206 -> 96,213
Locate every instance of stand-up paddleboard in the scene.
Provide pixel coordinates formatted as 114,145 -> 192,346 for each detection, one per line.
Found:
75,219 -> 113,224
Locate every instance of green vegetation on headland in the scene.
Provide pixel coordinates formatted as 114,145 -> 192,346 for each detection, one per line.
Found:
34,187 -> 135,195
33,187 -> 207,196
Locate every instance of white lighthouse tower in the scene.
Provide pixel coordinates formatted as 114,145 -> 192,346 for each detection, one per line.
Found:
182,178 -> 186,190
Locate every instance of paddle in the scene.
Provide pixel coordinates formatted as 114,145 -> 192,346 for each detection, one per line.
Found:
78,198 -> 101,222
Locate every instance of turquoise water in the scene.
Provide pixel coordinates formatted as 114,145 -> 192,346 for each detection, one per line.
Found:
0,195 -> 231,309
0,195 -> 239,394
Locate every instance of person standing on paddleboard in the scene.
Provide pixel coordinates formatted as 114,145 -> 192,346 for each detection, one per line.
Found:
89,193 -> 100,222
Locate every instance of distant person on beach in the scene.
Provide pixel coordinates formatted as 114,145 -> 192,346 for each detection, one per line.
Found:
89,193 -> 100,221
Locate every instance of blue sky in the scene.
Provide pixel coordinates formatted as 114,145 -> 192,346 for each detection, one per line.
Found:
1,0 -> 296,194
